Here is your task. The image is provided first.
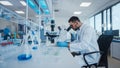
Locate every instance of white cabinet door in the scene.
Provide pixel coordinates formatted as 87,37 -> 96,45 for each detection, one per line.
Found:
111,42 -> 120,60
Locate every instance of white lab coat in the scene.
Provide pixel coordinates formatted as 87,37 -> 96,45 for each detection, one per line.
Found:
69,23 -> 100,67
57,29 -> 71,42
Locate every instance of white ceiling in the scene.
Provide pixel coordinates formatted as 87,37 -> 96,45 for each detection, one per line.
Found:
0,0 -> 120,22
53,0 -> 120,20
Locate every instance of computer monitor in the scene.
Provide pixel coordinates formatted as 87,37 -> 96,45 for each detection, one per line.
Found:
103,30 -> 113,35
103,30 -> 119,36
112,30 -> 119,36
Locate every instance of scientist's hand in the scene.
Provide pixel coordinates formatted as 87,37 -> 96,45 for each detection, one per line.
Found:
68,42 -> 70,50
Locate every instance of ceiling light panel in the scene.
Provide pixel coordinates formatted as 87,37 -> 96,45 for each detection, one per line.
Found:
20,1 -> 26,6
74,11 -> 82,15
80,2 -> 91,7
0,1 -> 13,6
15,11 -> 24,14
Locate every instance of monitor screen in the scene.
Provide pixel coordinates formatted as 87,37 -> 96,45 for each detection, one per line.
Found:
103,30 -> 119,36
112,30 -> 119,36
103,30 -> 112,35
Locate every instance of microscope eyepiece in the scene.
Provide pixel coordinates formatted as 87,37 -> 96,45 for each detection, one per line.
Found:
66,26 -> 72,31
58,26 -> 61,31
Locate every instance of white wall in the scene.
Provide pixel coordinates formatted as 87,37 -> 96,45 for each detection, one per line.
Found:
55,17 -> 69,27
0,18 -> 18,33
52,17 -> 90,33
53,17 -> 69,32
33,16 -> 90,33
55,17 -> 90,26
82,19 -> 90,24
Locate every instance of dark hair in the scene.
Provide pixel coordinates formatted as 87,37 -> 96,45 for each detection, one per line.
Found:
68,16 -> 80,23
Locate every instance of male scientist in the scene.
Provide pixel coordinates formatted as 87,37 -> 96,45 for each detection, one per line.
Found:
68,16 -> 100,67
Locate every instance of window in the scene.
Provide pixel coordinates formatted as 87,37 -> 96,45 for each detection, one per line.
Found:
89,2 -> 120,36
89,17 -> 94,28
103,10 -> 107,31
112,3 -> 120,31
107,9 -> 111,30
95,13 -> 102,33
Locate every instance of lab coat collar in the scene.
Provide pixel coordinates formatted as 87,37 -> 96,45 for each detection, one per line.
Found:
77,23 -> 84,31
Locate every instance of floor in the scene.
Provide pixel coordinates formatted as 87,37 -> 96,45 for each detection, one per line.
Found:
97,56 -> 120,68
108,56 -> 120,68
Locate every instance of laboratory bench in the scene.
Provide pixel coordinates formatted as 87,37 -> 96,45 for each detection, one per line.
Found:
0,44 -> 80,68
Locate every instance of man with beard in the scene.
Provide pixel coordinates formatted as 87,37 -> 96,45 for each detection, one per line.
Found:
68,16 -> 100,67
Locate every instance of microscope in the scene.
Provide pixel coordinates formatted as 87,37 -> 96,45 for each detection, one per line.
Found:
46,20 -> 59,43
66,25 -> 72,32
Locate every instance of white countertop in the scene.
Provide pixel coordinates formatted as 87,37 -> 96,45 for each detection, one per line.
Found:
0,45 -> 80,68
